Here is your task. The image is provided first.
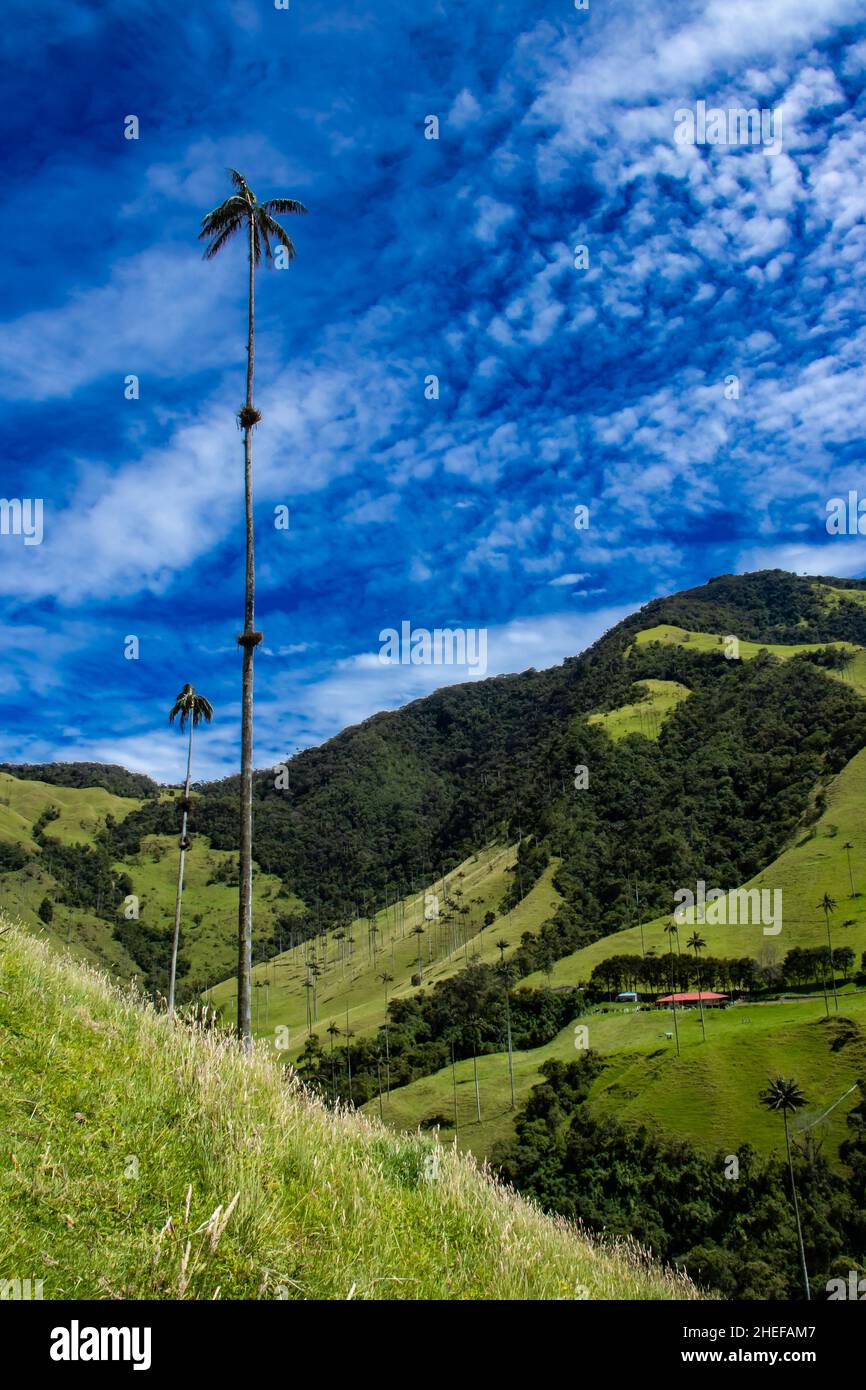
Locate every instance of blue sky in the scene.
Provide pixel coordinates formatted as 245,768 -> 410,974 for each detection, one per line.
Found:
1,0 -> 866,782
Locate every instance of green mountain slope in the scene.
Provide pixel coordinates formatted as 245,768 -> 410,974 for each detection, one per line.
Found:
0,774 -> 303,995
208,844 -> 563,1055
101,571 -> 866,923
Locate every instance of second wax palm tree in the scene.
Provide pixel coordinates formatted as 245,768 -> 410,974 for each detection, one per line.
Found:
168,684 -> 213,1015
760,1077 -> 810,1300
687,931 -> 707,1042
818,892 -> 839,1013
199,170 -> 307,1048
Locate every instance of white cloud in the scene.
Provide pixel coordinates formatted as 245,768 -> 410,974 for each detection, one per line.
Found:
0,247 -> 238,400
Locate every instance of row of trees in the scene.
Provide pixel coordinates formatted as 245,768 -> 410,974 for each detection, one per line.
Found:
590,943 -> 860,999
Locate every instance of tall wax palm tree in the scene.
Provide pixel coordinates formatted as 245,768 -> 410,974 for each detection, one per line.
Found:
200,170 -> 307,1050
167,684 -> 213,1016
818,892 -> 839,1012
687,931 -> 707,1042
759,1077 -> 810,1300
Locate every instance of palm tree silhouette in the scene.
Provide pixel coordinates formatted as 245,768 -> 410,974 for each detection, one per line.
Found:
167,684 -> 213,1015
818,892 -> 839,1011
687,931 -> 707,1042
759,1076 -> 810,1300
199,170 -> 307,1049
378,971 -> 394,1007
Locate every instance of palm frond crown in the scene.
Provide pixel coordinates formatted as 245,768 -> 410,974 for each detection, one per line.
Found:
199,169 -> 308,264
759,1076 -> 808,1114
169,684 -> 215,731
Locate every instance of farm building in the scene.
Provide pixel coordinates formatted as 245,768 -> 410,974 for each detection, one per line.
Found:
656,991 -> 729,1008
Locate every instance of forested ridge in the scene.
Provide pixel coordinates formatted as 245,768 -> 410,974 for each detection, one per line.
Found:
100,571 -> 866,934
7,571 -> 866,1000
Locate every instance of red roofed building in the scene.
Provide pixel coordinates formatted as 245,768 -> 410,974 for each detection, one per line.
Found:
657,991 -> 729,1006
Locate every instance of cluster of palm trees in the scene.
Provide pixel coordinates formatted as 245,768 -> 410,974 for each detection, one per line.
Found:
166,172 -> 306,1044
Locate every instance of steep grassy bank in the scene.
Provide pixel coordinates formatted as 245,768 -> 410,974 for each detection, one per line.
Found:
0,920 -> 695,1301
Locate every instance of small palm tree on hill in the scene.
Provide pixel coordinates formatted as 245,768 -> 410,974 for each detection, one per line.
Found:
687,931 -> 707,1042
664,920 -> 681,1057
818,892 -> 839,1012
411,923 -> 426,976
167,684 -> 213,1016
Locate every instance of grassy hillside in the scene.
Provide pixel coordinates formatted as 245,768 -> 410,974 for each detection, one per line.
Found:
373,990 -> 866,1165
0,920 -> 695,1301
209,843 -> 563,1055
588,678 -> 691,741
0,772 -> 303,992
631,622 -> 866,695
114,832 -> 303,990
0,770 -> 144,851
526,743 -> 866,989
364,735 -> 866,1165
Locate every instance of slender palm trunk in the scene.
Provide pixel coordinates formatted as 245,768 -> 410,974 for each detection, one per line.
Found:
168,718 -> 194,1015
824,912 -> 839,1012
503,971 -> 515,1108
668,939 -> 681,1056
451,1038 -> 458,1135
784,1110 -> 811,1300
694,950 -> 706,1042
237,212 -> 259,1050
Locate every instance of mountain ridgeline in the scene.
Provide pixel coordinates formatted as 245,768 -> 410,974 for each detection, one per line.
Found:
100,571 -> 866,937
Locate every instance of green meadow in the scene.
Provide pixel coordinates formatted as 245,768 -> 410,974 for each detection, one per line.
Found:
371,989 -> 866,1166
